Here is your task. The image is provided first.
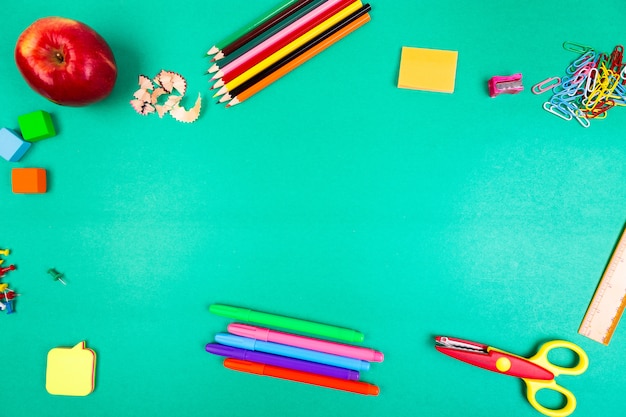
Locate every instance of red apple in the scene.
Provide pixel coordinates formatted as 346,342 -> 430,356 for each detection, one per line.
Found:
15,17 -> 117,106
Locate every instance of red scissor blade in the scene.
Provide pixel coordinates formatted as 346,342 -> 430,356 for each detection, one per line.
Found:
435,336 -> 554,380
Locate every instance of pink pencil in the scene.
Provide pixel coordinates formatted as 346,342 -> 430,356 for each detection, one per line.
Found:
209,0 -> 355,83
228,323 -> 384,362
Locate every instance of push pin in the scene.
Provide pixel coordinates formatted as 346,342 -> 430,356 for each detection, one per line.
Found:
0,249 -> 9,257
0,265 -> 15,277
488,73 -> 524,97
4,291 -> 14,314
0,290 -> 16,301
48,268 -> 66,285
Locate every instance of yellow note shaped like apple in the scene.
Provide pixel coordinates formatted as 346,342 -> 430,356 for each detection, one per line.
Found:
46,341 -> 96,396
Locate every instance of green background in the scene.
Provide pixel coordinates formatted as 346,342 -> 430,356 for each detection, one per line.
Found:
2,0 -> 625,416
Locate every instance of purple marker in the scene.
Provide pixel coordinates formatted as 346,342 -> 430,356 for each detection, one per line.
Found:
205,343 -> 360,381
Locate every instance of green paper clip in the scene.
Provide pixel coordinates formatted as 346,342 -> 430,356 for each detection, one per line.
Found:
563,41 -> 594,54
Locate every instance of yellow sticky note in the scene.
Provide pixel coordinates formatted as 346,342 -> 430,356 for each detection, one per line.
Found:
397,46 -> 459,93
46,341 -> 97,396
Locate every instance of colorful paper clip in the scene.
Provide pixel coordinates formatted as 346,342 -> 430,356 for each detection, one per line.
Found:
532,77 -> 561,94
488,73 -> 524,97
563,41 -> 594,54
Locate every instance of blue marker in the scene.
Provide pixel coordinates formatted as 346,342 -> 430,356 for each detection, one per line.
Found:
214,333 -> 370,371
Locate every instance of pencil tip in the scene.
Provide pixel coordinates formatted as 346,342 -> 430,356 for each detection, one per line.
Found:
207,46 -> 219,55
208,64 -> 219,74
218,94 -> 231,103
212,79 -> 225,89
228,98 -> 240,107
211,71 -> 224,80
213,52 -> 225,61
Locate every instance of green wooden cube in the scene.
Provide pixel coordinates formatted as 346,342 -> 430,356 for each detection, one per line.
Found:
17,110 -> 56,142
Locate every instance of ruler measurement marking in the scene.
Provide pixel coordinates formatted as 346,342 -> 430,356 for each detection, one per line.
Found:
579,227 -> 626,345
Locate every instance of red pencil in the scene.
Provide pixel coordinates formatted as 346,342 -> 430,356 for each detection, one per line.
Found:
213,0 -> 316,61
224,359 -> 380,395
210,0 -> 355,83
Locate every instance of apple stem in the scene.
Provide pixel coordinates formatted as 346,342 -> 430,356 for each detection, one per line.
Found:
54,52 -> 64,64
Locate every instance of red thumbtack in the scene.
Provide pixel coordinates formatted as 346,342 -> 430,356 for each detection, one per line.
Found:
0,265 -> 15,277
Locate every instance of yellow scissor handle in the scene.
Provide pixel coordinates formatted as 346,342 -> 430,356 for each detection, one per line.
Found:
527,340 -> 589,377
524,378 -> 577,417
521,340 -> 589,417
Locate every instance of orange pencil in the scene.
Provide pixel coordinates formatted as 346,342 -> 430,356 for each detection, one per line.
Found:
224,359 -> 380,395
227,12 -> 371,107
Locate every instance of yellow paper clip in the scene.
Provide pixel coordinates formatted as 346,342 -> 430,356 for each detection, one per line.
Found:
563,41 -> 594,54
532,77 -> 561,94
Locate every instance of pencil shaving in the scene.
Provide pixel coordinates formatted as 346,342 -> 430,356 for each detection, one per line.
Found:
154,70 -> 187,95
130,70 -> 201,123
169,93 -> 202,123
130,99 -> 155,116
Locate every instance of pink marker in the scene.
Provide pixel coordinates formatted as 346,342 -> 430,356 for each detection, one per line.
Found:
227,323 -> 384,362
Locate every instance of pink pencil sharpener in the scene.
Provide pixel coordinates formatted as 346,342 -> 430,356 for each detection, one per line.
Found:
488,73 -> 524,97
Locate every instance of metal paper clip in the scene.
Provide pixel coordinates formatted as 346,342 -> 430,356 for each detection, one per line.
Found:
488,73 -> 524,97
532,77 -> 561,94
563,41 -> 594,54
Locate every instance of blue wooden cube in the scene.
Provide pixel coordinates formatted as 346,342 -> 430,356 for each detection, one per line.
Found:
17,110 -> 56,142
0,128 -> 31,162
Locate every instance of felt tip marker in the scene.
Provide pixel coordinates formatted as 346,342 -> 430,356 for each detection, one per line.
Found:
224,359 -> 380,396
205,343 -> 360,380
228,323 -> 384,362
215,333 -> 370,371
209,304 -> 365,343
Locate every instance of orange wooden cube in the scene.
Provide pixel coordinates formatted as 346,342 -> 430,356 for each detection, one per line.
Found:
12,168 -> 47,194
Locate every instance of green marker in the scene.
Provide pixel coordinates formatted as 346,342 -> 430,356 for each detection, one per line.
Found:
209,304 -> 365,343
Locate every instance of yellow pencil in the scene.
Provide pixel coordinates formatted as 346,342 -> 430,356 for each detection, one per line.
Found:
212,0 -> 363,98
227,12 -> 371,107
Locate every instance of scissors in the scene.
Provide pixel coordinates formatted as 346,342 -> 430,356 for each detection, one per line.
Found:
435,336 -> 588,417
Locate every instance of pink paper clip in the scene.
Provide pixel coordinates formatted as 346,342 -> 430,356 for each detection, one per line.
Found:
532,77 -> 561,94
488,73 -> 524,97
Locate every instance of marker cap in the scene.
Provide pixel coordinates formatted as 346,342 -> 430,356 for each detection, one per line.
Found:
227,323 -> 270,341
215,333 -> 256,350
209,304 -> 251,321
225,358 -> 265,375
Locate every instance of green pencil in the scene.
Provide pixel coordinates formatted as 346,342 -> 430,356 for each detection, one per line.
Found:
209,304 -> 365,343
207,0 -> 300,56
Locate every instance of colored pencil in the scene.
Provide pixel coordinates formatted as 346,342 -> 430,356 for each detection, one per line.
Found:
209,0 -> 354,81
207,0 -> 300,56
224,359 -> 380,395
210,0 -> 327,69
212,0 -> 317,61
226,6 -> 370,107
213,0 -> 363,97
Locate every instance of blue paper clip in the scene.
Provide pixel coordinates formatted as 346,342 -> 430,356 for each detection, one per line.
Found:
566,51 -> 596,75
